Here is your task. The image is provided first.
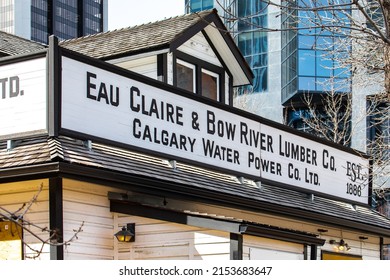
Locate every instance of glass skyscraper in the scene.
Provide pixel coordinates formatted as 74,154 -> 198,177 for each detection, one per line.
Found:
280,0 -> 352,142
0,0 -> 107,44
236,1 -> 268,93
281,0 -> 351,104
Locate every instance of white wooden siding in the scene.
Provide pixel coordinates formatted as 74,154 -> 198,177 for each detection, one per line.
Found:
114,56 -> 157,79
248,247 -> 304,260
62,179 -> 116,260
62,179 -> 230,260
167,52 -> 174,85
317,230 -> 380,260
115,213 -> 230,260
108,33 -> 231,104
225,72 -> 230,105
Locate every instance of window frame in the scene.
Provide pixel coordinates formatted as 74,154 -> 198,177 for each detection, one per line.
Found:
176,59 -> 197,93
0,221 -> 23,260
173,50 -> 225,103
201,68 -> 220,102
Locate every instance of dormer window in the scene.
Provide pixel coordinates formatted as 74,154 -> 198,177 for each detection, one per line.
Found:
174,51 -> 224,103
201,69 -> 219,101
176,59 -> 196,93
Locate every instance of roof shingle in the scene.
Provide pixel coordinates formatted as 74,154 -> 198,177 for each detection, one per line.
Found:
0,31 -> 46,57
60,10 -> 217,59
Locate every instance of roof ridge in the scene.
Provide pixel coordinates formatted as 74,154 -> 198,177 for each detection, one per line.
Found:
47,137 -> 64,161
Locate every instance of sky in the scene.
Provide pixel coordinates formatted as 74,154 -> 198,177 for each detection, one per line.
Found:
107,0 -> 185,30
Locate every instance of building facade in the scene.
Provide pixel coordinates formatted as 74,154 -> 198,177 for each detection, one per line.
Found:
0,0 -> 107,44
1,10 -> 390,261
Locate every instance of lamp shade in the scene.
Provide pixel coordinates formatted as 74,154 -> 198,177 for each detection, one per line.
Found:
114,223 -> 135,242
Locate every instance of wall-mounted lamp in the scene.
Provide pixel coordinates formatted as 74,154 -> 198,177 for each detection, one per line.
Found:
114,223 -> 135,242
329,239 -> 351,252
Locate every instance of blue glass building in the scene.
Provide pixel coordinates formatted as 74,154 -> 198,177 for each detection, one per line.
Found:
281,0 -> 351,103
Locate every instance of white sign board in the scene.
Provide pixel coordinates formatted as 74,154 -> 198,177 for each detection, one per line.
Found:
61,56 -> 370,204
0,57 -> 47,139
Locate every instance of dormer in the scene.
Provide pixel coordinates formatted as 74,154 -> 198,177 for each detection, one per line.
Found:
60,9 -> 253,105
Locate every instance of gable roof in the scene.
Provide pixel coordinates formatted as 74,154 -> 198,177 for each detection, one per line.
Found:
0,31 -> 46,57
60,9 -> 253,86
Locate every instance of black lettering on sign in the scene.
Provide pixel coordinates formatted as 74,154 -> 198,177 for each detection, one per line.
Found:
346,161 -> 364,182
322,149 -> 336,171
202,138 -> 240,164
0,76 -> 24,99
206,111 -> 236,140
130,86 -> 183,126
240,122 -> 273,152
305,168 -> 320,186
132,118 -> 195,152
248,152 -> 282,175
86,71 -> 119,107
279,134 -> 317,166
288,163 -> 301,181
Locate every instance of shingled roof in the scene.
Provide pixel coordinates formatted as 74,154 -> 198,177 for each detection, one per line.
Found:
60,10 -> 219,59
60,9 -> 253,86
2,135 -> 390,237
0,31 -> 46,57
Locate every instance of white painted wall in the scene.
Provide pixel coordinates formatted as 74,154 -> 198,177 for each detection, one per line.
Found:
62,180 -> 116,260
114,56 -> 158,80
62,179 -> 231,260
115,213 -> 230,260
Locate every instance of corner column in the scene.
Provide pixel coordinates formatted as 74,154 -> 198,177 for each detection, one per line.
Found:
49,177 -> 63,260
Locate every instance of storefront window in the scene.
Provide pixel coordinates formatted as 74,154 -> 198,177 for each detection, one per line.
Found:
322,251 -> 362,260
0,221 -> 23,260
